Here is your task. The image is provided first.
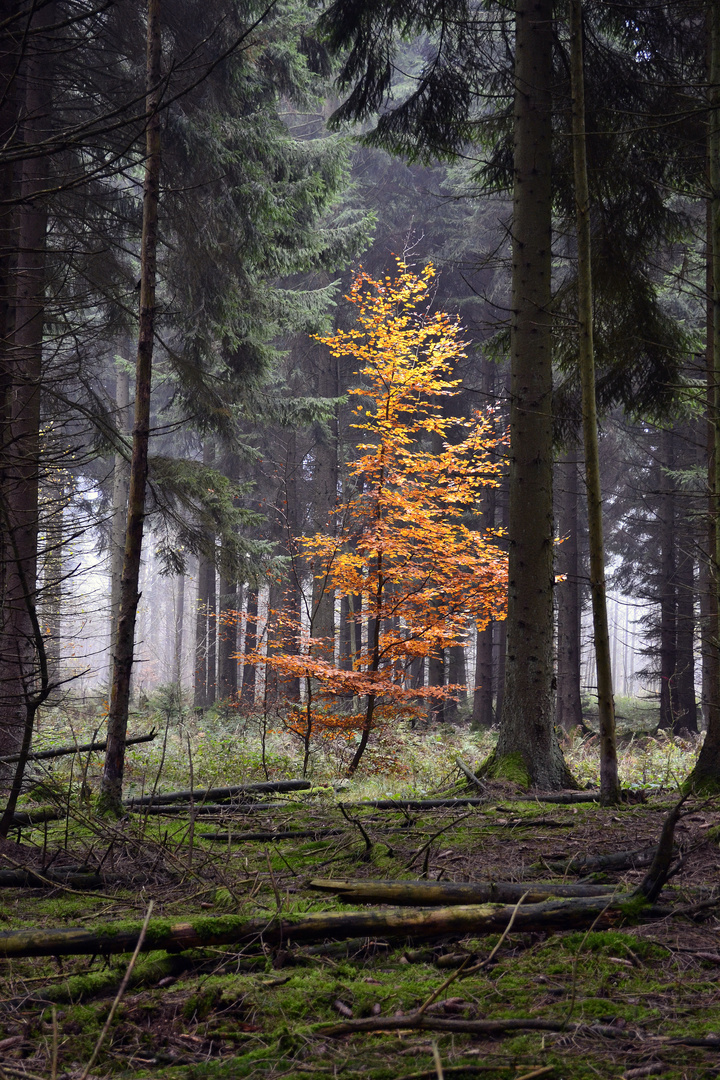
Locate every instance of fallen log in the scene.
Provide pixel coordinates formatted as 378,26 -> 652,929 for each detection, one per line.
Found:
308,879 -> 623,905
201,828 -> 344,843
124,802 -> 288,816
339,799 -> 487,810
545,846 -> 662,874
0,894 -> 660,959
11,807 -> 66,827
0,867 -> 103,889
0,730 -> 157,765
337,795 -> 608,811
317,1013 -> 636,1039
126,780 -> 311,806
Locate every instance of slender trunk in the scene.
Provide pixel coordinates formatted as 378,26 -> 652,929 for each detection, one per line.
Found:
568,0 -> 618,801
99,0 -> 162,814
218,569 -> 238,700
109,357 -> 131,685
40,479 -> 64,696
555,450 -> 583,732
347,561 -> 382,776
658,427 -> 676,731
194,556 -> 208,708
674,532 -> 697,734
174,572 -> 184,686
496,0 -> 571,788
241,585 -> 257,706
693,1 -> 720,788
427,649 -> 445,725
473,382 -> 496,729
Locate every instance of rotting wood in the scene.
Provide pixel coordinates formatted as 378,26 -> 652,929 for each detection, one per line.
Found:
11,807 -> 66,826
0,895 -> 665,959
545,846 -> 663,874
635,793 -> 689,902
335,793 -> 611,810
308,879 -> 622,905
126,780 -> 311,805
201,828 -> 344,843
455,758 -> 488,795
0,730 -> 157,765
124,802 -> 289,816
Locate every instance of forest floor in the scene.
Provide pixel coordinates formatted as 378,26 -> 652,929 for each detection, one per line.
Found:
0,753 -> 719,1080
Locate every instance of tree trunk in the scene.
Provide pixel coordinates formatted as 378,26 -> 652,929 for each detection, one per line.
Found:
674,534 -> 697,734
427,649 -> 445,725
194,441 -> 216,709
568,0 -> 619,802
495,0 -> 572,789
241,585 -> 257,706
658,427 -> 677,731
173,571 -> 185,686
40,478 -> 64,697
217,568 -> 238,701
109,355 -> 131,685
555,450 -> 583,732
0,0 -> 53,771
99,0 -> 162,814
692,0 -> 720,789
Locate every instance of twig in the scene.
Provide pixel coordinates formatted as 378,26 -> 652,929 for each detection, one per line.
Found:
406,813 -> 472,871
432,1041 -> 444,1080
417,955 -> 472,1016
51,1004 -> 58,1080
455,757 -> 488,795
265,847 -> 282,913
338,803 -> 372,857
79,900 -> 154,1080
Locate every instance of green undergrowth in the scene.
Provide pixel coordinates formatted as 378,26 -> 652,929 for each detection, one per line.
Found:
26,690 -> 702,806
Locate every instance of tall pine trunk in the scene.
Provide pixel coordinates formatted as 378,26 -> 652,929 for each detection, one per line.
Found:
0,0 -> 53,771
99,0 -> 162,814
495,0 -> 572,788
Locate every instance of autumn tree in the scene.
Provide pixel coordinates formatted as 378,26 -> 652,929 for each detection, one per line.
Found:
245,262 -> 507,775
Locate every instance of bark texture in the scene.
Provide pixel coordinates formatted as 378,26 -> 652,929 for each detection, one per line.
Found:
569,0 -> 619,803
99,0 -> 162,814
495,0 -> 571,788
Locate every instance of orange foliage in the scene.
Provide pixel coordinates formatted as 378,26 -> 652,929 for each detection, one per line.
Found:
239,260 -> 508,774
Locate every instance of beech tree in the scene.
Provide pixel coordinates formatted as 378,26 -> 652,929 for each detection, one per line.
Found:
243,262 -> 507,775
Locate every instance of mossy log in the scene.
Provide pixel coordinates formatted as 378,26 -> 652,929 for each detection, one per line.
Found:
201,828 -> 343,843
308,879 -> 623,905
126,780 -> 311,806
124,802 -> 288,816
338,794 -> 606,811
0,895 -> 656,959
0,730 -> 156,765
319,1014 -> 630,1038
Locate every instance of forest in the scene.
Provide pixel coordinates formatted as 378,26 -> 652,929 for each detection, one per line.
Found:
1,0 -> 720,1078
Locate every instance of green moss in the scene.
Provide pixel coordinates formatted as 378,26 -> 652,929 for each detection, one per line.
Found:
480,750 -> 531,788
